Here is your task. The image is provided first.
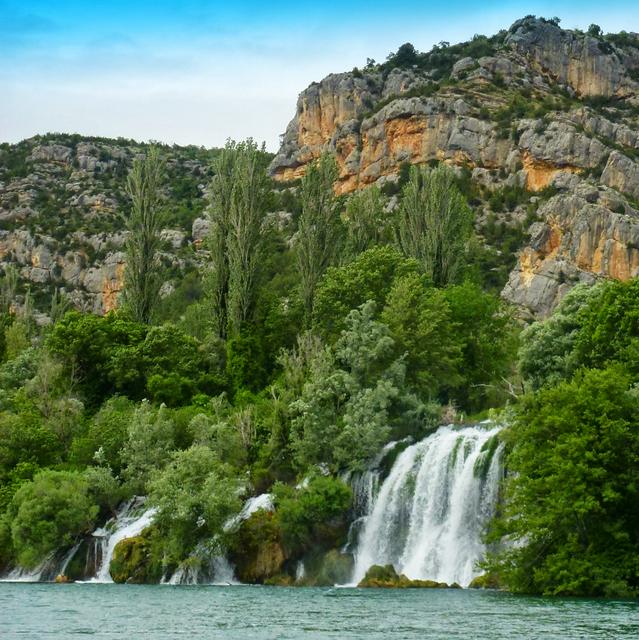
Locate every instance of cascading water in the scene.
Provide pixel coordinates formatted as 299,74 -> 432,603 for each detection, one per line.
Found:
352,423 -> 503,587
91,498 -> 156,583
223,493 -> 273,532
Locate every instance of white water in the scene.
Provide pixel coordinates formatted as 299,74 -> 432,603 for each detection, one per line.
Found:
163,555 -> 238,585
352,424 -> 503,587
91,500 -> 156,583
224,493 -> 273,531
0,556 -> 53,582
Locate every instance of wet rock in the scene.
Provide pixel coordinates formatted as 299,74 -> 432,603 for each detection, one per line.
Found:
358,564 -> 451,589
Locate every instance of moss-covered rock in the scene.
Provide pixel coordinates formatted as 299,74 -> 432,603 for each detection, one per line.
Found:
264,573 -> 295,586
298,549 -> 354,586
358,564 -> 450,589
109,529 -> 162,584
228,510 -> 287,583
468,572 -> 501,589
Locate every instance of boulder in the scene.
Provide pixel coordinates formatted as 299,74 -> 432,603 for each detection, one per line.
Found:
357,564 -> 451,589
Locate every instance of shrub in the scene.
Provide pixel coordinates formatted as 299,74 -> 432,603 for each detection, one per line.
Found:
8,470 -> 98,569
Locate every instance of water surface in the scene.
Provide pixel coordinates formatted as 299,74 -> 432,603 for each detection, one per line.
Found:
1,584 -> 638,639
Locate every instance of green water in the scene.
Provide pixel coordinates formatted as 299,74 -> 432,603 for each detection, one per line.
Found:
1,584 -> 637,639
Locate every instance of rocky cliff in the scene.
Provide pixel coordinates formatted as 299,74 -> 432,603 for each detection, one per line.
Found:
3,17 -> 639,320
270,16 -> 639,316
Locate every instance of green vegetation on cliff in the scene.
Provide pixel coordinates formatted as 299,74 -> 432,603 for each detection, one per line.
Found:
0,122 -> 637,597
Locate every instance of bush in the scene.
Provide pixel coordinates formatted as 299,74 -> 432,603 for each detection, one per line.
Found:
8,470 -> 98,569
273,476 -> 351,554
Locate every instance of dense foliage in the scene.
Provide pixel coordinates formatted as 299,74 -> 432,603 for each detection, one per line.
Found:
3,138 -> 634,597
484,278 -> 639,597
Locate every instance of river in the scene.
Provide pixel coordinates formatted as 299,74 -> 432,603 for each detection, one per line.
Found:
1,583 -> 637,639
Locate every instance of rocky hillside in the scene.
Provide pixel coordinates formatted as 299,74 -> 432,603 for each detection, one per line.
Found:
0,135 -> 218,319
2,17 -> 639,320
270,16 -> 639,316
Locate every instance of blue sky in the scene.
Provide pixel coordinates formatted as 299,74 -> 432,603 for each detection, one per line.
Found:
1,1 -> 637,150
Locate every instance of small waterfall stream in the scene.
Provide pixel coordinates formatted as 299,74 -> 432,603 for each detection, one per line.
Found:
91,499 -> 156,583
352,423 -> 503,587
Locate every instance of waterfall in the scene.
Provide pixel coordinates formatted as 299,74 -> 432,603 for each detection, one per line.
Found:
352,423 -> 503,587
58,542 -> 82,577
91,498 -> 156,583
163,555 -> 238,585
224,493 -> 273,532
0,556 -> 53,582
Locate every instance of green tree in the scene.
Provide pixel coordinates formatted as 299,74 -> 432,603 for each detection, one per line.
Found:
574,278 -> 639,378
290,301 -> 429,472
486,367 -> 639,597
396,164 -> 472,286
0,410 -> 61,486
47,312 -> 147,407
381,273 -> 462,398
148,445 -> 244,561
295,152 -> 342,320
0,265 -> 18,315
518,284 -> 601,390
8,470 -> 98,568
312,246 -> 420,339
444,281 -> 517,411
273,476 -> 352,554
70,396 -> 135,473
343,185 -> 392,257
121,402 -> 175,493
123,146 -> 166,324
207,140 -> 269,337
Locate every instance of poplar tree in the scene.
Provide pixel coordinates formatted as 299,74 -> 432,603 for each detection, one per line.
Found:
343,184 -> 391,257
396,164 -> 472,287
123,146 -> 166,324
295,152 -> 342,320
207,139 -> 269,338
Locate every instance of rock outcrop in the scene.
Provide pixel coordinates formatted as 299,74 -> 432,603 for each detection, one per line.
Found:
270,18 -> 638,195
503,174 -> 639,317
505,18 -> 639,98
269,16 -> 639,316
357,564 -> 460,589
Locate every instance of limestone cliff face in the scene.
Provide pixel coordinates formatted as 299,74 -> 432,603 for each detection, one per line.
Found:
270,16 -> 639,316
503,174 -> 639,317
505,18 -> 639,98
270,19 -> 638,194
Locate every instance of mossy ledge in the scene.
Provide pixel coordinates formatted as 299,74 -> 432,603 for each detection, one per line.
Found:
358,564 -> 461,589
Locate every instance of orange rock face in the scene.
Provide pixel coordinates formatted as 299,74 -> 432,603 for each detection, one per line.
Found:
102,261 -> 125,314
522,153 -> 582,191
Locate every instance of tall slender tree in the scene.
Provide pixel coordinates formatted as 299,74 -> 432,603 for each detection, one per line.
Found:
207,139 -> 269,338
123,146 -> 166,324
0,264 -> 18,314
396,164 -> 472,287
343,184 -> 391,258
295,152 -> 342,320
